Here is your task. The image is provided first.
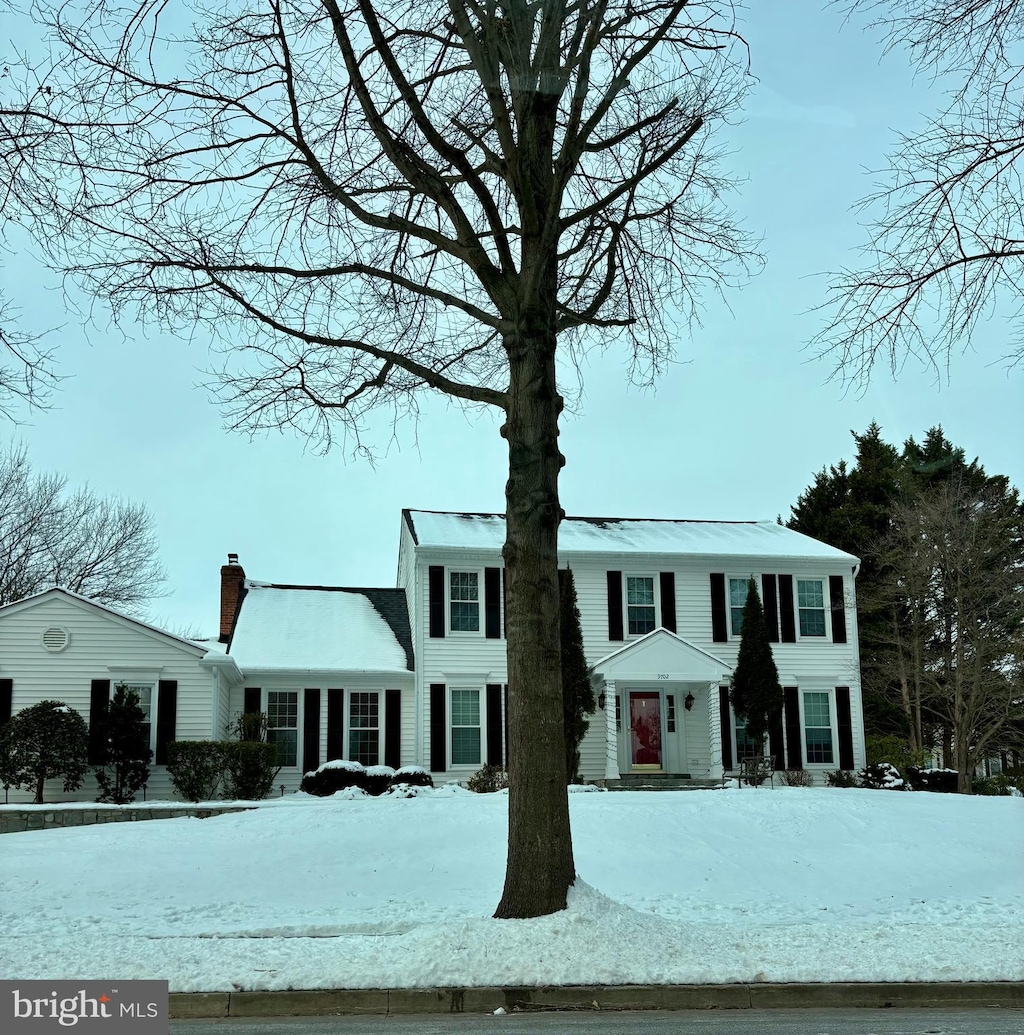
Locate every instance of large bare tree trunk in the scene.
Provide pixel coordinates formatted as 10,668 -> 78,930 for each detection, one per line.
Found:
495,310 -> 575,918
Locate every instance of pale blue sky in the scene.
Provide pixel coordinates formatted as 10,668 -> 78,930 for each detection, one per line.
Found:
3,2 -> 1022,634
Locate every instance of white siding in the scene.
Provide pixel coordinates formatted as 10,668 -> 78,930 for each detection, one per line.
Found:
0,594 -> 218,803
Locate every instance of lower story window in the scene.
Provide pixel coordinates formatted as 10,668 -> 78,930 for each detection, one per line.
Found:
267,691 -> 298,766
804,692 -> 834,764
451,689 -> 481,766
117,682 -> 153,748
349,692 -> 380,766
734,717 -> 762,761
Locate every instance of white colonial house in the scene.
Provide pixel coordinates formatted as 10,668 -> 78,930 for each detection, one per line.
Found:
0,509 -> 865,801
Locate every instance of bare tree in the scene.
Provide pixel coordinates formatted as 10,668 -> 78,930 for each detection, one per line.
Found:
875,471 -> 1024,792
0,443 -> 167,613
818,0 -> 1024,384
19,0 -> 758,916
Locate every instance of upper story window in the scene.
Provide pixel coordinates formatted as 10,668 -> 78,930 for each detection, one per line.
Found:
797,579 -> 826,637
626,576 -> 656,635
729,578 -> 749,636
267,690 -> 298,766
449,571 -> 480,632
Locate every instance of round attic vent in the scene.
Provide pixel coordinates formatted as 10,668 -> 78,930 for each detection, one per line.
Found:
42,626 -> 70,652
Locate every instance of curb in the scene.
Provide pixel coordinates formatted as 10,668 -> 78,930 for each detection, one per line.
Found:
169,982 -> 1024,1018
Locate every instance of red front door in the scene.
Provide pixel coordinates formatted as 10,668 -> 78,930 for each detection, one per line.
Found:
629,692 -> 662,768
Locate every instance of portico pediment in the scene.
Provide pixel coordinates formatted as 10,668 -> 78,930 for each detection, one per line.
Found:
591,627 -> 730,684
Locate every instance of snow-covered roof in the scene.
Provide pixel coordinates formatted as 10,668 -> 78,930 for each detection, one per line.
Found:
403,510 -> 859,563
228,582 -> 413,674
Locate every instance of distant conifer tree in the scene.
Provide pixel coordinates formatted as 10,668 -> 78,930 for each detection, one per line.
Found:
730,578 -> 783,758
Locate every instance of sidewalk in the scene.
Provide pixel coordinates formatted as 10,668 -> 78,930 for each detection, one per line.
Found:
169,982 -> 1024,1018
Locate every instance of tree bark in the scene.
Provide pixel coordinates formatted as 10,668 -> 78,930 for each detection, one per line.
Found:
34,773 -> 44,804
494,316 -> 575,919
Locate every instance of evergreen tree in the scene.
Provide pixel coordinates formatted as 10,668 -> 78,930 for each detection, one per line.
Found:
729,578 -> 783,757
94,684 -> 152,804
0,700 -> 89,803
559,567 -> 595,784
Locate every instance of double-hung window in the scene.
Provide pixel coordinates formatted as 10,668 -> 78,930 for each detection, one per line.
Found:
449,571 -> 480,632
734,716 -> 762,761
118,682 -> 153,749
450,689 -> 481,765
267,691 -> 298,766
803,692 -> 834,764
349,692 -> 380,766
729,578 -> 749,636
797,579 -> 827,637
626,576 -> 656,635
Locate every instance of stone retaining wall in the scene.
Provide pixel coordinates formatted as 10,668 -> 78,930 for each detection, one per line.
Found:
0,805 -> 254,834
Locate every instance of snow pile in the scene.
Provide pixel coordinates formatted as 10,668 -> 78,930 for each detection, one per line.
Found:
0,788 -> 1020,991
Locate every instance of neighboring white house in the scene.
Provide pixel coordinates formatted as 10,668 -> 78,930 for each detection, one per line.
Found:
0,509 -> 865,801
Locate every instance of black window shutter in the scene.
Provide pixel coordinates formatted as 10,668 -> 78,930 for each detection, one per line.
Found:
155,680 -> 177,765
607,571 -> 623,640
503,684 -> 510,768
783,687 -> 802,769
710,573 -> 728,642
829,576 -> 847,644
768,710 -> 785,769
244,687 -> 261,714
836,686 -> 855,770
88,679 -> 111,765
303,688 -> 320,774
326,689 -> 344,760
428,565 -> 445,638
659,572 -> 677,632
501,569 -> 507,638
0,678 -> 12,727
778,574 -> 796,643
429,684 -> 446,772
385,688 -> 401,768
485,567 -> 501,639
486,684 -> 503,765
718,687 -> 733,770
761,574 -> 779,643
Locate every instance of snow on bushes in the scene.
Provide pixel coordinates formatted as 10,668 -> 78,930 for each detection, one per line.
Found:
300,760 -> 434,797
858,761 -> 905,790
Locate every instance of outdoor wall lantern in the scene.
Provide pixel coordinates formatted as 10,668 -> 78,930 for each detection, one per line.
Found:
684,692 -> 695,711
598,692 -> 607,711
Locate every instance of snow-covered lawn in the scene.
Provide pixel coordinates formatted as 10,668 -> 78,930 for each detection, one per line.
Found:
0,786 -> 1021,991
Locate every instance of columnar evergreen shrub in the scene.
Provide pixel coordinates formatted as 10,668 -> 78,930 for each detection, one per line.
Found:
0,700 -> 89,803
166,741 -> 226,802
729,578 -> 783,756
94,684 -> 152,804
559,567 -> 595,783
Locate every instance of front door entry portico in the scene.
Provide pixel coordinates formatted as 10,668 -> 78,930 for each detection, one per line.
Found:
629,692 -> 662,769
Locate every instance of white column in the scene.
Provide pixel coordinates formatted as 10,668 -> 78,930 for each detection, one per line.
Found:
708,681 -> 724,780
604,681 -> 620,781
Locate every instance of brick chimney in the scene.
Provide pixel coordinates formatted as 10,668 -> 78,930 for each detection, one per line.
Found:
219,553 -> 245,643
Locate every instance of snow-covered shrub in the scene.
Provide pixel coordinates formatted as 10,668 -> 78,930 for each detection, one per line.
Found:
825,769 -> 858,788
859,761 -> 905,790
394,765 -> 433,788
300,759 -> 367,796
466,763 -> 508,793
364,764 -> 396,796
166,741 -> 226,802
387,782 -> 427,798
778,768 -> 813,787
906,767 -> 959,793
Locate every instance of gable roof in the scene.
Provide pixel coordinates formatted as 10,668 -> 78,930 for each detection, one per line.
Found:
403,510 -> 859,563
590,627 -> 731,683
0,587 -> 211,656
228,581 -> 414,674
